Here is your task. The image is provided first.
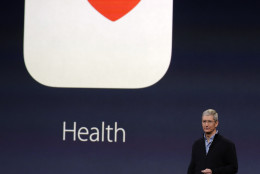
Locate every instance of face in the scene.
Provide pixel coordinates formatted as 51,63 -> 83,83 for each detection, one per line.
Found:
202,115 -> 218,134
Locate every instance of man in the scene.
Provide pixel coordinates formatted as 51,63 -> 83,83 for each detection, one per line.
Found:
188,109 -> 238,174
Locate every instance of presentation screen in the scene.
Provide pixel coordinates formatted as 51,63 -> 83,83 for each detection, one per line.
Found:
1,0 -> 259,174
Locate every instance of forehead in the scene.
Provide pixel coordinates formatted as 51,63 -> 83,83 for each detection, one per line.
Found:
202,115 -> 214,120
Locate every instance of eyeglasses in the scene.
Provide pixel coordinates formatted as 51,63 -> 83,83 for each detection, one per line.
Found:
202,120 -> 216,124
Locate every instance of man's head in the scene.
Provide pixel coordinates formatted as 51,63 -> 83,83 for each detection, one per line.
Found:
202,109 -> 219,135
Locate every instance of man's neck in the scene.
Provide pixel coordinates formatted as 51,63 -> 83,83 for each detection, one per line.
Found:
205,130 -> 217,142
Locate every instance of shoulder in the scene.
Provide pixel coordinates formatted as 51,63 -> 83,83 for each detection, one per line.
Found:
192,137 -> 204,148
215,134 -> 236,147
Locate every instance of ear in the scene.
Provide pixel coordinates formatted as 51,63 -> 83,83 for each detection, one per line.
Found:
215,121 -> 219,128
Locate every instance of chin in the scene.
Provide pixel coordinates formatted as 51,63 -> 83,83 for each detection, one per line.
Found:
204,130 -> 212,133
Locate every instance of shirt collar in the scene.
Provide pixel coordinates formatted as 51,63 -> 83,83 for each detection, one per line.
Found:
204,130 -> 218,141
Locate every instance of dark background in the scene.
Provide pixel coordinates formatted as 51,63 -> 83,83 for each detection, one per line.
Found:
1,0 -> 260,173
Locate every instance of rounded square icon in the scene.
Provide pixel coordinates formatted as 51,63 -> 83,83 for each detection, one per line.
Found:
24,0 -> 173,88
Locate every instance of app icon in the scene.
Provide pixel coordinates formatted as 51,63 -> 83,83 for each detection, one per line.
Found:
24,0 -> 173,88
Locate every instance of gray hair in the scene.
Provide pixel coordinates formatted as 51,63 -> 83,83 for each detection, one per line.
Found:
202,109 -> 218,122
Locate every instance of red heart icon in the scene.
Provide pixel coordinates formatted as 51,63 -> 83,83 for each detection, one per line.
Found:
88,0 -> 141,21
